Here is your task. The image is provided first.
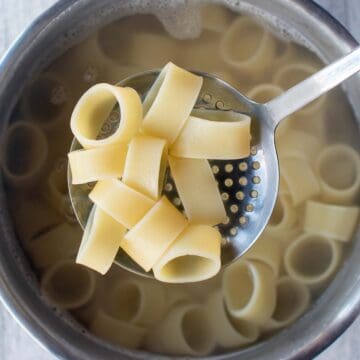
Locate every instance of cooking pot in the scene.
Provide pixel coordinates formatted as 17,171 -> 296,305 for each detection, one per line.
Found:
0,1 -> 359,359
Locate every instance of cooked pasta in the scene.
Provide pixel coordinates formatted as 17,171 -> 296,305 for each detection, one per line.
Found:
244,230 -> 282,277
273,63 -> 326,118
43,158 -> 75,222
263,276 -> 310,331
168,156 -> 226,225
103,278 -> 166,327
304,200 -> 359,243
142,62 -> 203,143
28,223 -> 81,269
128,33 -> 179,68
284,233 -> 342,287
223,260 -> 276,325
266,193 -> 297,237
281,156 -> 320,206
22,72 -> 71,131
121,196 -> 188,272
220,17 -> 276,75
206,290 -> 259,348
153,224 -> 221,283
122,135 -> 168,200
90,309 -> 146,349
315,144 -> 360,205
70,83 -> 142,149
170,111 -> 251,159
1,121 -> 48,188
9,196 -> 60,244
200,4 -> 234,33
41,260 -> 96,309
76,206 -> 126,274
68,143 -> 128,184
89,179 -> 155,229
276,129 -> 323,162
146,303 -> 215,356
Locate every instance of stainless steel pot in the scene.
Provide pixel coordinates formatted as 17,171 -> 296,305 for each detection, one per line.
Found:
0,1 -> 359,359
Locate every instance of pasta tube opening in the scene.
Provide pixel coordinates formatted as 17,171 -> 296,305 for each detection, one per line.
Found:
41,260 -> 96,309
284,234 -> 342,286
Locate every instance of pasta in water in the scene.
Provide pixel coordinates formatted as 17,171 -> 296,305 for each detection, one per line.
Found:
146,303 -> 215,356
103,278 -> 166,327
206,290 -> 259,348
9,6 -> 360,357
1,121 -> 48,189
223,260 -> 276,325
304,200 -> 359,243
41,260 -> 96,309
284,233 -> 342,287
315,144 -> 360,204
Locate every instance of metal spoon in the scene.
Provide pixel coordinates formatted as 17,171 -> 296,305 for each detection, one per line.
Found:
68,46 -> 360,277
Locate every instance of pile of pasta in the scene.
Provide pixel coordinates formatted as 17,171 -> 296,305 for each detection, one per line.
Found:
68,61 -> 251,282
5,5 -> 360,356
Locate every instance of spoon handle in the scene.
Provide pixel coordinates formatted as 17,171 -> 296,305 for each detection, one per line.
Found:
265,46 -> 360,126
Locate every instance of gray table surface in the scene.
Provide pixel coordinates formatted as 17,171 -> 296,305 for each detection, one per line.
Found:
1,1 -> 360,359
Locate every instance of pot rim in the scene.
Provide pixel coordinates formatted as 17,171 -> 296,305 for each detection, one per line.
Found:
0,1 -> 359,359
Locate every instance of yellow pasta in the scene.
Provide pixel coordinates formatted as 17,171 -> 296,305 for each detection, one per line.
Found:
169,156 -> 226,225
200,4 -> 235,33
315,144 -> 360,205
284,233 -> 342,287
90,309 -> 146,349
153,224 -> 221,283
41,260 -> 96,309
122,135 -> 168,200
68,143 -> 128,184
281,156 -> 320,206
165,287 -> 192,308
142,62 -> 203,143
70,83 -> 142,149
206,291 -> 259,348
170,112 -> 251,160
223,260 -> 276,325
1,121 -> 48,189
76,206 -> 126,275
263,277 -> 310,331
121,196 -> 188,272
266,194 -> 297,237
22,72 -> 71,131
220,17 -> 276,75
304,200 -> 359,243
244,230 -> 282,277
128,33 -> 179,68
276,128 -> 323,162
89,179 -> 155,229
9,196 -> 60,244
146,303 -> 215,356
28,223 -> 81,269
103,278 -> 166,327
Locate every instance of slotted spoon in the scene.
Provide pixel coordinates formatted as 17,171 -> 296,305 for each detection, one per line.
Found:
68,46 -> 360,277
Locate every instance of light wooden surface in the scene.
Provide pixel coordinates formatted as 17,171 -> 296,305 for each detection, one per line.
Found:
1,1 -> 360,359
